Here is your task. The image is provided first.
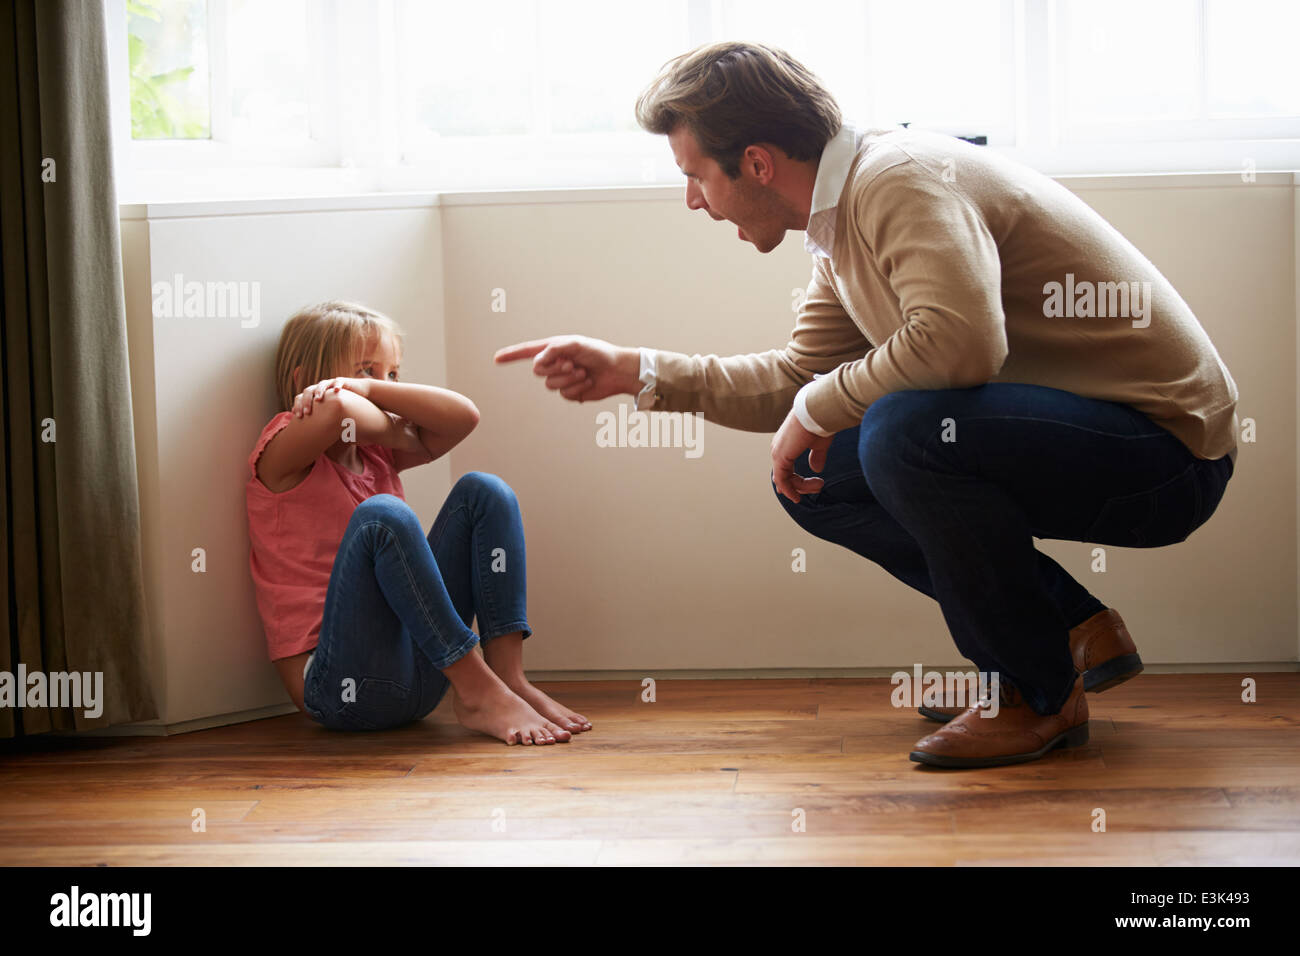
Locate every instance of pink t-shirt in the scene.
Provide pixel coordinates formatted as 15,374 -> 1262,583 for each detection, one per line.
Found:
245,411 -> 406,661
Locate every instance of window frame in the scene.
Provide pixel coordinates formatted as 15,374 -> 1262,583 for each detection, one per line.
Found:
110,0 -> 340,172
104,0 -> 1300,202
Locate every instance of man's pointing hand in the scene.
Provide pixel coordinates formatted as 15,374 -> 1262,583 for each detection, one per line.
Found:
493,335 -> 642,403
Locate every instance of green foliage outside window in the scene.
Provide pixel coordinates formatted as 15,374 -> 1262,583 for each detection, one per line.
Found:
128,0 -> 210,139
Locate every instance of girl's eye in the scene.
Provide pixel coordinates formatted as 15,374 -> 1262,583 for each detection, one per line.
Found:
388,371 -> 398,380
360,367 -> 374,377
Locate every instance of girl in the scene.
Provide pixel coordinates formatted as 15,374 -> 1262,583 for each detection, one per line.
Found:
244,300 -> 590,744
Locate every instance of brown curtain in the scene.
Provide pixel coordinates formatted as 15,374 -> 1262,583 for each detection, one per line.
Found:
0,0 -> 158,737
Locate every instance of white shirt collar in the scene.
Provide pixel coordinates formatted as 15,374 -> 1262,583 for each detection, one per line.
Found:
804,122 -> 867,260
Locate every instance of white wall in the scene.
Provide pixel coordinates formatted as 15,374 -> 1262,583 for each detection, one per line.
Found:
120,173 -> 1300,730
1041,177 -> 1297,666
123,198 -> 452,727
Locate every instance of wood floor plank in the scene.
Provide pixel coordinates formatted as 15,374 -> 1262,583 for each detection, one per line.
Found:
0,673 -> 1295,865
0,841 -> 603,866
0,810 -> 960,847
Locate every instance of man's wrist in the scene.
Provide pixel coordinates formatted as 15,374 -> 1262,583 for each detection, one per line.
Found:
620,347 -> 644,395
634,347 -> 660,410
793,383 -> 835,437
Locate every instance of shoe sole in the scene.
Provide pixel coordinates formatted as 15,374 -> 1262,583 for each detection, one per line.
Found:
919,654 -> 1145,724
1081,652 -> 1144,693
908,721 -> 1091,769
917,705 -> 962,722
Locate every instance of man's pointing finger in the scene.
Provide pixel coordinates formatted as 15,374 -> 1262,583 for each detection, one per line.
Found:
493,340 -> 550,364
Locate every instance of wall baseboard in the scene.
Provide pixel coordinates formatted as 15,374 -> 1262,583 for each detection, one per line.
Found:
48,702 -> 300,737
524,661 -> 1300,681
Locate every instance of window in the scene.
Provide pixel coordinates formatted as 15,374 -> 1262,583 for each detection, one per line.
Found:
127,0 -> 210,139
1058,0 -> 1300,140
117,0 -> 333,169
106,0 -> 1300,201
388,0 -> 695,188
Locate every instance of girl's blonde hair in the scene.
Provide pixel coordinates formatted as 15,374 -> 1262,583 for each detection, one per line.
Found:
273,300 -> 405,411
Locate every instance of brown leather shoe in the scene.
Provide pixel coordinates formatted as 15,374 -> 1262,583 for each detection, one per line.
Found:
917,608 -> 1143,722
910,674 -> 1089,768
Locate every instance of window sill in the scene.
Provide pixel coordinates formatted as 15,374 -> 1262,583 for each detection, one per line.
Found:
117,170 -> 1300,220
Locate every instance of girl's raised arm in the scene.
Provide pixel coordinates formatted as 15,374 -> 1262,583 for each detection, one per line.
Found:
255,386 -> 410,493
351,380 -> 481,468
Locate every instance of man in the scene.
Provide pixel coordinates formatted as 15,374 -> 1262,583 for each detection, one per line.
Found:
494,41 -> 1238,768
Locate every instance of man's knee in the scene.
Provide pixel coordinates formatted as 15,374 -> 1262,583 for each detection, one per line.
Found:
859,390 -> 950,444
772,475 -> 797,508
771,475 -> 821,532
858,390 -> 960,480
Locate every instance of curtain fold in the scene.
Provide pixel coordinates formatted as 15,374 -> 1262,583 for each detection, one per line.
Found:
0,0 -> 158,737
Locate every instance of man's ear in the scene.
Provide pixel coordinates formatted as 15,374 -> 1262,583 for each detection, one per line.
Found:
744,143 -> 778,185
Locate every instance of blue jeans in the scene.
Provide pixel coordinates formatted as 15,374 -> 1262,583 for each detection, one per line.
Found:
776,383 -> 1234,716
303,473 -> 532,731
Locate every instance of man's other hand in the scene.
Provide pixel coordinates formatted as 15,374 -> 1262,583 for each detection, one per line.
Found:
771,408 -> 832,503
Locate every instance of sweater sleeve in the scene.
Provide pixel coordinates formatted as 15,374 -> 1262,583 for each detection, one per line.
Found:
801,163 -> 1010,434
649,255 -> 874,433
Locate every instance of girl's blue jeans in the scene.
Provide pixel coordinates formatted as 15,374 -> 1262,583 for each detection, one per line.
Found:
775,383 -> 1234,717
303,472 -> 532,731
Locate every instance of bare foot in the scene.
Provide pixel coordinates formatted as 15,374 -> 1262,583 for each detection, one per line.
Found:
452,682 -> 571,746
504,679 -> 593,734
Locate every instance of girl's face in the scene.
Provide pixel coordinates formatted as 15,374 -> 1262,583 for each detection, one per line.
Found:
348,334 -> 401,384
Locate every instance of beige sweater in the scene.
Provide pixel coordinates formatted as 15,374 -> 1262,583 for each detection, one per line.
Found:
650,127 -> 1239,461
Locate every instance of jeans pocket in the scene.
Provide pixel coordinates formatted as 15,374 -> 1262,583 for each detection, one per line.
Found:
326,677 -> 414,731
1084,462 -> 1202,548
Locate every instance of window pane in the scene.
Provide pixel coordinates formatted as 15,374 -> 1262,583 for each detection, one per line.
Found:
128,0 -> 210,139
1206,0 -> 1300,117
1061,0 -> 1199,124
715,0 -> 872,126
544,0 -> 690,134
228,0 -> 314,143
397,0 -> 536,138
867,0 -> 1009,133
716,0 -> 1010,136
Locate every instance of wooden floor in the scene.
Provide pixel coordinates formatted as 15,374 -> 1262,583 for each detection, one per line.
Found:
1,673 -> 1297,866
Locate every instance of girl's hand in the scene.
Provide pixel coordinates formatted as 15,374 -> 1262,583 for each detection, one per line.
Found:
336,377 -> 373,401
292,377 -> 347,418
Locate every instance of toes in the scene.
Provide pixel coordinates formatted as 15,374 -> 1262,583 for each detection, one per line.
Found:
547,721 -> 571,741
534,725 -> 556,745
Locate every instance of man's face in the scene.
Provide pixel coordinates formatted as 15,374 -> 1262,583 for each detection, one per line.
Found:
669,125 -> 792,254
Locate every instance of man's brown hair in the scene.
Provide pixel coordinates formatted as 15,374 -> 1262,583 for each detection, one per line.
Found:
635,41 -> 842,178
